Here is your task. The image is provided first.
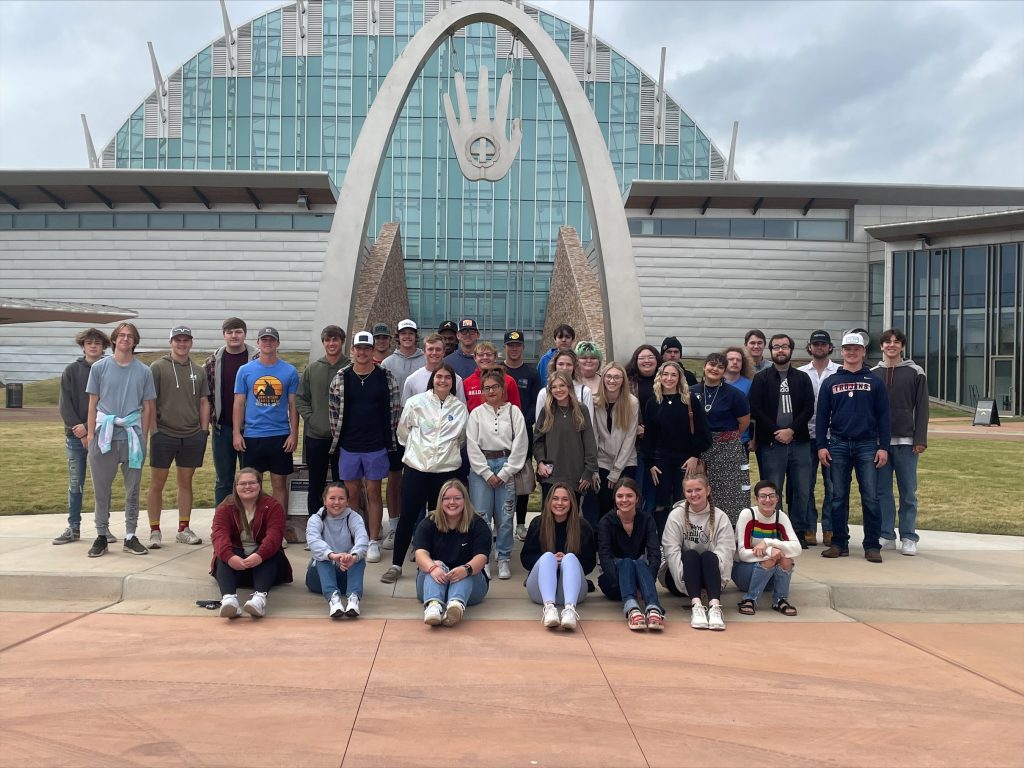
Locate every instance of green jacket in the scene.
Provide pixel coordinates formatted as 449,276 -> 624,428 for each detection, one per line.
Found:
296,354 -> 350,439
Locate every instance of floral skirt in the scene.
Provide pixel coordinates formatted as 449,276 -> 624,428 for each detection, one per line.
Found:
700,432 -> 750,527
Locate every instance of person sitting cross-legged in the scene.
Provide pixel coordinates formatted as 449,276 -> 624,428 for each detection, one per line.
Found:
305,482 -> 369,619
732,480 -> 802,617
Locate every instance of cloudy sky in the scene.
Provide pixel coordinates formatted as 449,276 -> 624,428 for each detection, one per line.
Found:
1,0 -> 1021,185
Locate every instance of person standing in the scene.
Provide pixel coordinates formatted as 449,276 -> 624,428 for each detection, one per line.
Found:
502,330 -> 542,541
744,330 -> 770,374
233,327 -> 300,515
371,323 -> 392,366
147,326 -> 210,548
592,362 -> 639,518
817,332 -> 890,563
296,325 -> 350,516
747,334 -> 815,547
328,330 -> 401,563
53,328 -> 110,545
402,333 -> 466,404
462,341 -> 522,411
84,322 -> 156,557
444,318 -> 481,380
437,320 -> 459,357
204,317 -> 255,506
537,324 -> 575,387
660,337 -> 698,385
798,330 -> 840,547
872,328 -> 929,556
381,319 -> 425,550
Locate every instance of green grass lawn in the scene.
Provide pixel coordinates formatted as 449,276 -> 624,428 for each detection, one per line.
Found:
2,416 -> 1021,536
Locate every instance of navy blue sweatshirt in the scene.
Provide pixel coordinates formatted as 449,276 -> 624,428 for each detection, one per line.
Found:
815,366 -> 891,450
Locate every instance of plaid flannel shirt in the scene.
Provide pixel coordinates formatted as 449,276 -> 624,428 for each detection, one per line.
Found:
328,363 -> 401,454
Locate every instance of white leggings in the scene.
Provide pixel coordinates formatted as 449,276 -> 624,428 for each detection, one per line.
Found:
525,552 -> 588,606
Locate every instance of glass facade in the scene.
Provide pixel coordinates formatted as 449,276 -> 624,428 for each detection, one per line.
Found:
628,217 -> 849,241
891,242 -> 1023,415
101,0 -> 724,352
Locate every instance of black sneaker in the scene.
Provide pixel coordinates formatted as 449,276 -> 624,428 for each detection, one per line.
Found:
122,536 -> 149,555
87,535 -> 108,558
53,527 -> 80,545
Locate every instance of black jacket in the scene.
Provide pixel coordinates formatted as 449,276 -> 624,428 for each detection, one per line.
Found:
520,516 -> 597,574
748,365 -> 815,446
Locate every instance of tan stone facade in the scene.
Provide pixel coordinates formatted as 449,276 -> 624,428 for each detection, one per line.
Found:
541,226 -> 607,357
350,221 -> 412,336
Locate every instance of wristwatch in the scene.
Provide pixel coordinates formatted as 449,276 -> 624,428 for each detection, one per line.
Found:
464,563 -> 474,576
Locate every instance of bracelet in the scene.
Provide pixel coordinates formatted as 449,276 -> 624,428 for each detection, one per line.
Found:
427,564 -> 439,574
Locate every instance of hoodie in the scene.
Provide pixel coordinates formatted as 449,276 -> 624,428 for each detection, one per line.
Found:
296,354 -> 350,439
815,366 -> 891,451
871,358 -> 929,446
59,357 -> 96,436
150,354 -> 210,437
381,348 -> 426,392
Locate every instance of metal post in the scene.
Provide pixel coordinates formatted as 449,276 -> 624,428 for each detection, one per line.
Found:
726,121 -> 739,181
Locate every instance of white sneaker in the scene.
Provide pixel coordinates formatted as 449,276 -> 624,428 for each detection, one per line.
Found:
690,603 -> 709,630
366,540 -> 382,563
175,527 -> 202,545
498,560 -> 511,580
328,591 -> 345,618
219,594 -> 242,618
901,539 -> 918,556
707,604 -> 726,631
560,605 -> 579,631
382,529 -> 396,550
442,599 -> 465,627
542,603 -> 560,628
424,600 -> 444,626
880,539 -> 898,551
380,565 -> 402,584
515,524 -> 528,541
149,530 -> 162,549
483,564 -> 491,580
345,594 -> 361,617
243,591 -> 267,618
281,536 -> 289,549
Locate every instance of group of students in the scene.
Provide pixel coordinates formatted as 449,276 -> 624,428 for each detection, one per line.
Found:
56,314 -> 922,628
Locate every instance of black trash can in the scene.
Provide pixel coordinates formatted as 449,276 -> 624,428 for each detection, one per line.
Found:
5,383 -> 23,408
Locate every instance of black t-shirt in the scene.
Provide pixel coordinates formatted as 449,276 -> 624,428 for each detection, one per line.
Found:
220,351 -> 250,426
412,515 -> 491,568
505,362 -> 542,426
340,366 -> 390,452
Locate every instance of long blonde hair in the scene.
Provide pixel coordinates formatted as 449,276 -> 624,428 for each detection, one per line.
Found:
539,482 -> 582,555
538,371 -> 586,433
652,360 -> 692,406
595,362 -> 637,431
681,473 -> 716,542
431,480 -> 476,533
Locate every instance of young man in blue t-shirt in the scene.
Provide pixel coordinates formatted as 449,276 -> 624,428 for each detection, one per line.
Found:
233,327 -> 300,513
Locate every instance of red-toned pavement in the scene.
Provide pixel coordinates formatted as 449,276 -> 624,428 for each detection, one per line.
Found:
1,612 -> 1022,767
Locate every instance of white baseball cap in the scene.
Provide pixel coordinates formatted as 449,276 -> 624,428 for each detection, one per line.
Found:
397,319 -> 418,332
841,332 -> 866,347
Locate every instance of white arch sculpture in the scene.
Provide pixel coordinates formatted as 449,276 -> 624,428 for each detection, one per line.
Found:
310,1 -> 644,360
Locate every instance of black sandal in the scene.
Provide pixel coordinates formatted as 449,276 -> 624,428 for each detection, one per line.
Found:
772,598 -> 798,616
737,599 -> 756,615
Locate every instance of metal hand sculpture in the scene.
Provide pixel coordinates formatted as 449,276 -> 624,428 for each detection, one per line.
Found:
444,66 -> 522,182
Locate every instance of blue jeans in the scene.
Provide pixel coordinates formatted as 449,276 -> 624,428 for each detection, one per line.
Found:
416,567 -> 489,606
760,441 -> 812,533
732,560 -> 794,604
598,558 -> 663,615
806,443 -> 833,533
66,434 -> 89,528
635,455 -> 657,517
877,444 -> 920,542
469,457 -> 514,561
305,558 -> 366,600
212,425 -> 245,506
828,438 -> 882,552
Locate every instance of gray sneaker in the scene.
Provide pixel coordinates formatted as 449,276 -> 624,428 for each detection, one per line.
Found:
380,565 -> 402,583
105,532 -> 117,544
175,527 -> 202,545
149,530 -> 163,549
52,527 -> 80,545
122,536 -> 149,555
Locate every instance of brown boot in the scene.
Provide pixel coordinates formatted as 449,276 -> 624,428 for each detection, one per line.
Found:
821,545 -> 848,558
803,531 -> 817,546
823,531 -> 833,547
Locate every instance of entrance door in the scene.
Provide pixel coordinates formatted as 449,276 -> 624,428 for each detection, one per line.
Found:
991,357 -> 1015,415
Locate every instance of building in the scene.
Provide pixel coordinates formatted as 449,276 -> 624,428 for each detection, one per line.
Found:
619,180 -> 1024,415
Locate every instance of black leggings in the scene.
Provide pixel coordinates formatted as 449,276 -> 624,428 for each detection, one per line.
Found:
664,549 -> 722,602
213,547 -> 288,594
392,466 -> 460,567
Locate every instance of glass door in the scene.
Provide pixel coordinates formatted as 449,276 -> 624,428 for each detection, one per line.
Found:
991,357 -> 1015,415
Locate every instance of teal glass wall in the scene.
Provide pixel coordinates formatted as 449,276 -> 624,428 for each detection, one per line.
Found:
891,242 -> 1022,415
103,0 -> 721,353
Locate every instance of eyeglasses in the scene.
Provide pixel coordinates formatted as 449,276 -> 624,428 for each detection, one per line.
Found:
441,495 -> 463,502
757,492 -> 778,500
637,355 -> 657,362
604,374 -> 624,381
482,385 -> 502,393
237,481 -> 260,487
771,345 -> 792,351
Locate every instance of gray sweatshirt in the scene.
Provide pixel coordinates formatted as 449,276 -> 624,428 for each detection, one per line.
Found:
305,507 -> 369,562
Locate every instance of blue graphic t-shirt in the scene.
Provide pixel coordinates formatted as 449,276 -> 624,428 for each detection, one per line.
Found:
234,358 -> 299,437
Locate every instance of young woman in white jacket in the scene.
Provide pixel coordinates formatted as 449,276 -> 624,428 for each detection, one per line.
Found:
381,363 -> 468,584
732,479 -> 802,616
660,474 -> 736,631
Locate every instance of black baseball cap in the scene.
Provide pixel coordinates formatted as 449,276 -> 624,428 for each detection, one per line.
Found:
371,323 -> 391,337
458,319 -> 479,332
809,330 -> 832,345
438,320 -> 458,334
504,330 -> 524,344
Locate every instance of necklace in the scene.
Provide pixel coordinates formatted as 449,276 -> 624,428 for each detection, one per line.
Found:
702,384 -> 721,413
353,368 -> 373,386
558,405 -> 570,419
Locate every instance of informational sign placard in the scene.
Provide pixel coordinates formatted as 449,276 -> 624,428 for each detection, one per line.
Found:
972,399 -> 1001,427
